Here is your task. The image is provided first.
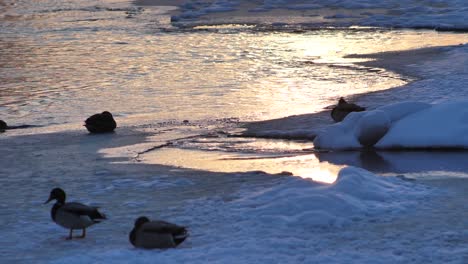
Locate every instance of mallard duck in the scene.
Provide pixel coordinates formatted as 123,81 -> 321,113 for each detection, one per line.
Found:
45,188 -> 106,239
0,120 -> 7,132
84,111 -> 117,133
331,97 -> 366,122
129,216 -> 188,249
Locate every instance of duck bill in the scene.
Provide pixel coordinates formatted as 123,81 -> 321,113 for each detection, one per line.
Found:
44,197 -> 53,204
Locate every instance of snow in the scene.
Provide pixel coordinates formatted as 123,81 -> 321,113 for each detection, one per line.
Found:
170,0 -> 468,30
317,44 -> 468,152
3,125 -> 465,263
243,43 -> 468,150
314,100 -> 468,150
3,157 -> 434,263
378,101 -> 468,148
232,167 -> 430,228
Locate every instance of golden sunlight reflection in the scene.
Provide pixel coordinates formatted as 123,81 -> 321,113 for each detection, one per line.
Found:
294,162 -> 344,184
136,147 -> 344,184
4,27 -> 468,125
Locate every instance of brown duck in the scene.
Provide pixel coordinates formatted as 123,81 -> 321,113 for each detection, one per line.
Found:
129,216 -> 188,249
331,97 -> 366,122
84,111 -> 117,133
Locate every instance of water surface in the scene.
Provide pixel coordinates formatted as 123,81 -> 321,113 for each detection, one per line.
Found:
2,1 -> 468,127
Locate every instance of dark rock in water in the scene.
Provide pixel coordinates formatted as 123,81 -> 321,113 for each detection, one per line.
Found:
331,97 -> 366,122
84,111 -> 117,133
0,120 -> 7,131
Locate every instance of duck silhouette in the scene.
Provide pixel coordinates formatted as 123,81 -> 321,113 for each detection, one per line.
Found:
129,216 -> 188,249
84,111 -> 117,133
45,188 -> 106,239
0,120 -> 6,132
331,97 -> 366,122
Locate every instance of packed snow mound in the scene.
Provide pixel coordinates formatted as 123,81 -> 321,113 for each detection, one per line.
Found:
172,0 -> 468,30
378,101 -> 468,148
46,167 -> 432,264
314,101 -> 468,150
232,166 -> 429,228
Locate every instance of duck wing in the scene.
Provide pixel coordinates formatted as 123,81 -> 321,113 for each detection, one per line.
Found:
339,103 -> 365,111
61,202 -> 106,221
85,114 -> 101,125
142,220 -> 187,235
85,115 -> 116,132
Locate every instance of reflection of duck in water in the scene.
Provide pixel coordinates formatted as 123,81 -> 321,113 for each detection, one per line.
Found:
84,111 -> 117,133
129,216 -> 189,249
331,97 -> 366,122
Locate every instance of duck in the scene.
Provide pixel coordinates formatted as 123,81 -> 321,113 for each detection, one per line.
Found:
0,120 -> 6,132
129,216 -> 188,249
45,188 -> 106,239
331,97 -> 366,122
84,111 -> 117,133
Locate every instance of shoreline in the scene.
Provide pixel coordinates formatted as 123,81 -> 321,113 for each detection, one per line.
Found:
132,0 -> 468,31
133,0 -> 381,26
242,42 -> 467,142
349,44 -> 464,80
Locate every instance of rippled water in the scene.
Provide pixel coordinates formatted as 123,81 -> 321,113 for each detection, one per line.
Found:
2,0 -> 468,127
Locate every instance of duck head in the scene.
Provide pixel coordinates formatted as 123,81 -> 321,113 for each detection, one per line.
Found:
338,97 -> 347,105
134,216 -> 150,228
101,111 -> 113,118
0,120 -> 7,130
45,188 -> 66,204
129,216 -> 150,246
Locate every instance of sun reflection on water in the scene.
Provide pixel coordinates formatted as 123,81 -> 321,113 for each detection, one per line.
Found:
3,21 -> 467,126
294,161 -> 344,184
134,146 -> 344,184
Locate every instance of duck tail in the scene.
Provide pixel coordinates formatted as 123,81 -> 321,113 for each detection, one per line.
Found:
101,211 -> 107,219
91,209 -> 107,222
175,227 -> 189,238
174,230 -> 189,246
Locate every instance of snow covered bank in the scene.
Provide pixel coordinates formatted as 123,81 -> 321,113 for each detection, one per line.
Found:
314,100 -> 468,150
38,167 -> 434,263
154,0 -> 468,30
231,166 -> 430,228
243,97 -> 468,150
242,43 -> 468,149
0,127 -> 439,263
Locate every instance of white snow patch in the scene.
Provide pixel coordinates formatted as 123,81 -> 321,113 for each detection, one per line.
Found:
314,100 -> 468,150
231,167 -> 429,228
42,167 -> 433,264
378,101 -> 468,148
